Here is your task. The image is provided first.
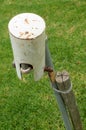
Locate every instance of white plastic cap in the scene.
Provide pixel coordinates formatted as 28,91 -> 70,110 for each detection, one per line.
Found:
8,13 -> 45,39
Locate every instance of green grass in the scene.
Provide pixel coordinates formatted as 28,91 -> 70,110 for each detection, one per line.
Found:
0,0 -> 86,130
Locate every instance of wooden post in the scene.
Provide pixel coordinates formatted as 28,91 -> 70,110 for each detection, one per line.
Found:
55,70 -> 83,130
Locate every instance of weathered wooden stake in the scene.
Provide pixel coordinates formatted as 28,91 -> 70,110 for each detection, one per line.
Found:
55,71 -> 83,130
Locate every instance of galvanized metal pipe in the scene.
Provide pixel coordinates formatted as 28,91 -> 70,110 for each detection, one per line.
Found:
45,43 -> 72,130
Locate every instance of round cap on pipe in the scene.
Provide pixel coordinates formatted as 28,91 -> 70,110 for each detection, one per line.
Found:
8,13 -> 46,40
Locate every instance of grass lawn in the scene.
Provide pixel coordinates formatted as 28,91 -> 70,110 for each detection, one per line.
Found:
0,0 -> 86,130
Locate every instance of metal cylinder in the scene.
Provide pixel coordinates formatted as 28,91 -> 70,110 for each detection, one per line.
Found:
8,13 -> 46,81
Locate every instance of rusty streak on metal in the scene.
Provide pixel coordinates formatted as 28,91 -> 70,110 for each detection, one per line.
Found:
44,67 -> 55,82
25,18 -> 29,24
44,67 -> 53,72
